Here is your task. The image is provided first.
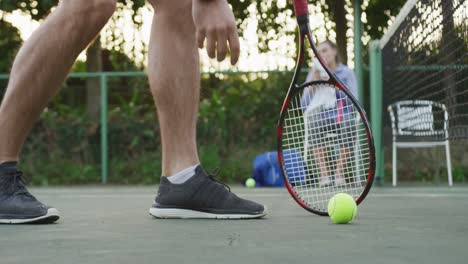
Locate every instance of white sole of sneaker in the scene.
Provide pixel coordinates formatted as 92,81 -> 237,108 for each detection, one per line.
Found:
149,207 -> 267,219
0,208 -> 60,224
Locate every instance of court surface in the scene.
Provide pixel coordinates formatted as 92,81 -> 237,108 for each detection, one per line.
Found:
1,185 -> 467,264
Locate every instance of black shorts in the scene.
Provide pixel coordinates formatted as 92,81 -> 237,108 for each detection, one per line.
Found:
306,115 -> 356,148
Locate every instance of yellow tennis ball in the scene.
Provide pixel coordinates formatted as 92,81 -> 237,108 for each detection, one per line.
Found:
245,178 -> 256,188
328,193 -> 357,224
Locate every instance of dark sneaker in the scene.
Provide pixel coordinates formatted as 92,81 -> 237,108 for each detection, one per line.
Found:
0,165 -> 59,224
150,166 -> 267,219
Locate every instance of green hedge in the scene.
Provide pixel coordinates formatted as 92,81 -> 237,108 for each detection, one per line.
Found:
20,71 -> 296,185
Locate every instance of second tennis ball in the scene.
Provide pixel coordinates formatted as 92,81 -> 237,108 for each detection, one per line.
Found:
245,178 -> 256,188
328,193 -> 357,224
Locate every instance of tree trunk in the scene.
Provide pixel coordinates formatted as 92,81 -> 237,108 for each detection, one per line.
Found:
334,0 -> 348,65
86,37 -> 102,123
326,0 -> 348,65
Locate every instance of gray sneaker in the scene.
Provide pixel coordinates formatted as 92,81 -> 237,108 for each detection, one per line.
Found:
150,166 -> 267,219
0,163 -> 59,224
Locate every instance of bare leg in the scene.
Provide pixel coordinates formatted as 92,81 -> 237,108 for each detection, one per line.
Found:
315,147 -> 331,185
335,147 -> 349,185
0,0 -> 116,162
148,0 -> 200,176
146,0 -> 266,219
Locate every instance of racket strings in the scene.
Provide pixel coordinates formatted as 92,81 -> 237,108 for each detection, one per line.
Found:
282,83 -> 371,212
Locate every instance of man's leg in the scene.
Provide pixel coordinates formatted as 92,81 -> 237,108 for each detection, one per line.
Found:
147,0 -> 200,176
147,0 -> 265,219
0,0 -> 116,224
0,0 -> 116,162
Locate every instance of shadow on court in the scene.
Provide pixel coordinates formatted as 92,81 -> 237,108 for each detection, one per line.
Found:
1,185 -> 467,264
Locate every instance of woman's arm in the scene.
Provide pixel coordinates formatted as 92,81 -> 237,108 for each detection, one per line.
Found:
345,68 -> 358,100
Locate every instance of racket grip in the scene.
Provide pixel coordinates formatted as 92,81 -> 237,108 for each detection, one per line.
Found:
293,0 -> 309,17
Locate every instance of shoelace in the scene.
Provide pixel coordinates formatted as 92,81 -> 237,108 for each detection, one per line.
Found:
0,170 -> 33,197
208,168 -> 231,192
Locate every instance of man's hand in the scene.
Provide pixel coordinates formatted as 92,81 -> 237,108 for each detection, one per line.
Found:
192,0 -> 240,65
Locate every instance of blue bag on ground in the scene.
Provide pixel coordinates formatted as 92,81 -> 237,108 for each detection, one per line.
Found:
252,149 -> 306,187
283,149 -> 307,184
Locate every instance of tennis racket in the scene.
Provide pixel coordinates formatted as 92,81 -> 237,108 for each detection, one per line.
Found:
277,0 -> 375,216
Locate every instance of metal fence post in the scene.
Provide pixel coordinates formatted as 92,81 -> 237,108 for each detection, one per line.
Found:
369,40 -> 384,185
100,74 -> 108,184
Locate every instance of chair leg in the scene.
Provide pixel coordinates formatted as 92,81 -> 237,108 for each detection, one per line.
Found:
445,141 -> 453,186
392,143 -> 397,187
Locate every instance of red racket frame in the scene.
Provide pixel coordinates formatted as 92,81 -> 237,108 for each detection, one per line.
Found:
276,0 -> 376,215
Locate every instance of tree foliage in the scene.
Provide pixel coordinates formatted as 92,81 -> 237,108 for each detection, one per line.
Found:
0,19 -> 22,72
0,0 -> 146,55
229,0 -> 407,57
0,0 -> 58,20
0,0 -> 407,66
365,0 -> 407,39
0,0 -> 146,19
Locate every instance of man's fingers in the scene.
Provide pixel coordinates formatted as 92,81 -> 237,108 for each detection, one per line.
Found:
228,26 -> 240,65
206,28 -> 216,59
203,24 -> 239,64
196,29 -> 206,49
216,30 -> 228,61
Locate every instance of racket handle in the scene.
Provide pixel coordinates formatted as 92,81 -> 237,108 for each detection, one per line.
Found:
293,0 -> 309,17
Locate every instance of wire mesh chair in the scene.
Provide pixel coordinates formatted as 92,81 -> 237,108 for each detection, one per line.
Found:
388,100 -> 453,186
